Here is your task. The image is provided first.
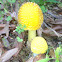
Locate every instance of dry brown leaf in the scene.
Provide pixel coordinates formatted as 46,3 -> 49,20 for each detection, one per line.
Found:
2,37 -> 10,48
51,19 -> 62,24
56,10 -> 62,15
0,48 -> 2,57
26,56 -> 34,62
0,24 -> 15,28
43,25 -> 62,36
0,48 -> 18,62
49,48 -> 55,58
33,54 -> 46,62
0,24 -> 9,38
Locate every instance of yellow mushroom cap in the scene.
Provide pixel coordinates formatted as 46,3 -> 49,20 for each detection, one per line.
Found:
18,2 -> 43,30
31,37 -> 48,54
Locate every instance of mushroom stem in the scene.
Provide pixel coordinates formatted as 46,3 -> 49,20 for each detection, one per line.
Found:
28,30 -> 36,42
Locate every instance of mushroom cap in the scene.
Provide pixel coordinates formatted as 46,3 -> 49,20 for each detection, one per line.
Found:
31,37 -> 48,54
18,2 -> 43,30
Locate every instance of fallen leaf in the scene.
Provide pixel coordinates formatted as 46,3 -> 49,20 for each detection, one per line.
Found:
33,54 -> 46,62
0,48 -> 18,62
0,48 -> 2,57
49,48 -> 55,58
26,56 -> 34,62
0,23 -> 9,38
2,37 -> 10,48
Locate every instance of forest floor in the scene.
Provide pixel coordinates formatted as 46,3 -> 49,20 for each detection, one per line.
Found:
0,0 -> 62,62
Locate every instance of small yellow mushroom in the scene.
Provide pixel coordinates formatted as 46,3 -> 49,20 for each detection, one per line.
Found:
31,37 -> 48,54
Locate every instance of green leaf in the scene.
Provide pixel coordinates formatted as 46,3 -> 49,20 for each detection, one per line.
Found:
4,8 -> 8,13
6,16 -> 12,21
0,0 -> 3,4
0,5 -> 1,8
1,11 -> 4,14
55,45 -> 62,62
37,58 -> 54,62
20,29 -> 24,32
7,0 -> 16,3
39,0 -> 45,5
18,30 -> 21,34
58,3 -> 62,8
45,0 -> 60,3
0,17 -> 3,20
21,0 -> 25,2
46,46 -> 53,55
55,47 -> 61,62
46,54 -> 50,58
16,37 -> 23,42
34,0 -> 40,3
23,24 -> 26,28
30,0 -> 35,2
7,0 -> 12,3
0,11 -> 4,15
30,0 -> 44,5
55,59 -> 59,62
15,24 -> 26,34
40,5 -> 48,13
11,0 -> 16,3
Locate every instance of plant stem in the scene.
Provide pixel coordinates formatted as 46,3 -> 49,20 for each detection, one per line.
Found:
28,30 -> 36,42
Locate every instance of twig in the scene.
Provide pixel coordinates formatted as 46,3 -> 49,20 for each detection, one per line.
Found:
47,11 -> 62,19
0,24 -> 16,28
43,22 -> 62,37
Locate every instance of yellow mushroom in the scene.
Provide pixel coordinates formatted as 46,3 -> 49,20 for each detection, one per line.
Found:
31,37 -> 48,54
18,2 -> 43,42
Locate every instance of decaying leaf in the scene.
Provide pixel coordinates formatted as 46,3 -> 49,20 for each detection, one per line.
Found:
49,48 -> 55,58
0,48 -> 18,62
43,23 -> 62,36
51,19 -> 62,24
0,48 -> 2,57
0,23 -> 9,38
2,37 -> 10,48
26,56 -> 34,62
33,54 -> 46,62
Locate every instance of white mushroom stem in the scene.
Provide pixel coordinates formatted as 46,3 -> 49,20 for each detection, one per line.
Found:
28,30 -> 36,42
